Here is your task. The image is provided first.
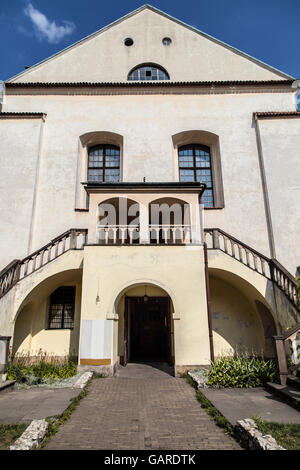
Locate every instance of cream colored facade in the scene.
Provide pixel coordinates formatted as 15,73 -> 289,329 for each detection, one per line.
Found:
0,5 -> 299,375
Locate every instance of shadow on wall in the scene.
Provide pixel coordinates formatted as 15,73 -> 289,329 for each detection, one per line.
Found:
210,273 -> 276,358
12,270 -> 82,362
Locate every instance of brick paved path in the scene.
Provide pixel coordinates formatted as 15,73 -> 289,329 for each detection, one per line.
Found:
45,363 -> 241,450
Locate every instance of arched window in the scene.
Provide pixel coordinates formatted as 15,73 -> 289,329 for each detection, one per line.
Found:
128,64 -> 170,81
178,144 -> 214,207
88,144 -> 120,183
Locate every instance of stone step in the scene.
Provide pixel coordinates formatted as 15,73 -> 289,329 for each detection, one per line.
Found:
266,382 -> 300,410
0,380 -> 15,393
287,375 -> 300,390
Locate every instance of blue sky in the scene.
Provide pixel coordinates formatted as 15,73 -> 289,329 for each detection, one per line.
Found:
0,0 -> 299,81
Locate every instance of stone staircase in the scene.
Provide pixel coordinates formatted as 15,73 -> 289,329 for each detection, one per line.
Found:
204,228 -> 299,310
0,228 -> 87,300
267,367 -> 300,410
266,322 -> 300,409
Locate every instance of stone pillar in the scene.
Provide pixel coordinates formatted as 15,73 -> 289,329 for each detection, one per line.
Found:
0,336 -> 11,374
190,202 -> 202,244
273,335 -> 289,385
139,203 -> 150,244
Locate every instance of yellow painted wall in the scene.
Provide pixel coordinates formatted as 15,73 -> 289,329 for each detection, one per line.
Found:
79,244 -> 211,368
210,275 -> 265,356
13,278 -> 82,359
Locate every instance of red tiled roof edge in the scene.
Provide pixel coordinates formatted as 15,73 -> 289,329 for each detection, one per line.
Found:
5,80 -> 294,88
0,112 -> 46,118
254,111 -> 300,119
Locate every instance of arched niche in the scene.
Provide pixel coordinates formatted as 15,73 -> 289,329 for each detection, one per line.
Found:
75,131 -> 124,209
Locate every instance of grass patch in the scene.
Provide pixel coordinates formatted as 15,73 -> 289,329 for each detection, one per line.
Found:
184,373 -> 246,448
254,417 -> 300,450
195,389 -> 235,436
184,374 -> 235,437
38,375 -> 99,449
0,424 -> 28,450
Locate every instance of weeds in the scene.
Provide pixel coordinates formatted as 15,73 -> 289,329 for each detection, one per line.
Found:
206,355 -> 279,388
6,360 -> 77,385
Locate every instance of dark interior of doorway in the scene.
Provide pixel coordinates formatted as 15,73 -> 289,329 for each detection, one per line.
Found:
126,296 -> 172,365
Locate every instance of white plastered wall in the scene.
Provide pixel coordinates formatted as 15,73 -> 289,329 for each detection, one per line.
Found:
1,89 -> 297,272
258,118 -> 300,276
0,118 -> 43,267
8,8 -> 288,84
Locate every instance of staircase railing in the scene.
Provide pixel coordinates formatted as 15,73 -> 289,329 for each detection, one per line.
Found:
204,228 -> 298,309
0,229 -> 87,299
273,323 -> 300,385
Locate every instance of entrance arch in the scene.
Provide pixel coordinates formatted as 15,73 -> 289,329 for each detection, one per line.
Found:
115,283 -> 174,368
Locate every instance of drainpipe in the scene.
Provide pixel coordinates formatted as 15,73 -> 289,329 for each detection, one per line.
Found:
204,242 -> 214,363
254,115 -> 280,332
254,115 -> 276,259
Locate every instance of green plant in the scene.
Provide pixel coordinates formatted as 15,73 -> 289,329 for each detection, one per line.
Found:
39,376 -> 93,448
6,359 -> 77,384
184,375 -> 244,447
0,424 -> 28,450
206,355 -> 279,388
254,417 -> 300,450
195,390 -> 234,436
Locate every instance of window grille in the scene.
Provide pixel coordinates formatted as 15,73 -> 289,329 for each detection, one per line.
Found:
128,64 -> 170,81
48,286 -> 76,329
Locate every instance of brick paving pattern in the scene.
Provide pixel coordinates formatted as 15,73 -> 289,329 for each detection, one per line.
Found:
45,364 -> 241,450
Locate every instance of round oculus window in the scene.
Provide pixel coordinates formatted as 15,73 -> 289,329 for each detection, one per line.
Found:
162,37 -> 172,45
124,37 -> 134,46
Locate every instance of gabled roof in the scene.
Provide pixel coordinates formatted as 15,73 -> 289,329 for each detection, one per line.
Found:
7,4 -> 293,83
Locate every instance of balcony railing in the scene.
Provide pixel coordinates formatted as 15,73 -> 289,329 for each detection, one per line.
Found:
98,225 -> 140,245
149,224 -> 192,244
97,224 -> 193,245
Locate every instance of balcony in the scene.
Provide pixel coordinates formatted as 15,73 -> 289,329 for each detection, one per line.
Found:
83,182 -> 205,246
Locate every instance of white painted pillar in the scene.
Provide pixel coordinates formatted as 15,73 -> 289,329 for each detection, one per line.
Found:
190,201 -> 202,244
139,203 -> 150,244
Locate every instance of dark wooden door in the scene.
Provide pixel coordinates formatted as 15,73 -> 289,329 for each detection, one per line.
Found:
120,296 -> 129,366
129,297 -> 170,362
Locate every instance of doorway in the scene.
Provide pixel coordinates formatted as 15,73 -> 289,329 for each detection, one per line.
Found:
124,296 -> 172,364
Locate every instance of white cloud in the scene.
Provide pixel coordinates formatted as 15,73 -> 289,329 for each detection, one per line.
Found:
24,3 -> 75,44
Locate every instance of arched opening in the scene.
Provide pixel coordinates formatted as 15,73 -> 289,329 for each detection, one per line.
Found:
209,268 -> 277,358
116,283 -> 174,368
148,197 -> 191,244
255,300 -> 277,358
97,197 -> 140,244
12,269 -> 82,362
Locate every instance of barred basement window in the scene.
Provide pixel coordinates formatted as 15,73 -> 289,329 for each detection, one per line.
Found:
48,286 -> 76,329
88,144 -> 120,183
178,144 -> 214,208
